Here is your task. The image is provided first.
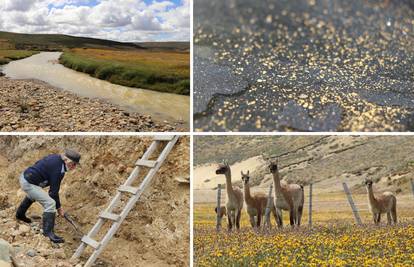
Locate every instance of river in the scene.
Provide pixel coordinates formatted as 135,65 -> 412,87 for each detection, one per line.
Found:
1,52 -> 189,124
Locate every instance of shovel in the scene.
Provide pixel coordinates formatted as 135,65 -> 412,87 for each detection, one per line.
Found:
63,212 -> 84,236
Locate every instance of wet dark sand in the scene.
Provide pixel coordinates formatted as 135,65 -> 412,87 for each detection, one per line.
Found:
194,0 -> 414,131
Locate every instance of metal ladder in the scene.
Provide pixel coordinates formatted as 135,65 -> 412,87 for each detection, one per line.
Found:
71,135 -> 179,267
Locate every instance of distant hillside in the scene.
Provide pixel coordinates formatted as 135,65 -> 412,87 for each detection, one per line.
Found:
194,136 -> 322,165
0,31 -> 143,51
194,136 -> 414,193
136,42 -> 190,52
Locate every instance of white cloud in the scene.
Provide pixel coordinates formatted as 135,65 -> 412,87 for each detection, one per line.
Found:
0,0 -> 190,41
0,0 -> 37,11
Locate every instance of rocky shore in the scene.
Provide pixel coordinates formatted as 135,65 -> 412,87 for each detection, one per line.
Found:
0,77 -> 182,132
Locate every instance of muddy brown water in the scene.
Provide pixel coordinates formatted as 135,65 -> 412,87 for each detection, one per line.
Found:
1,52 -> 189,124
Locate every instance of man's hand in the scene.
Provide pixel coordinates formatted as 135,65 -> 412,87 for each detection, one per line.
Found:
57,207 -> 65,217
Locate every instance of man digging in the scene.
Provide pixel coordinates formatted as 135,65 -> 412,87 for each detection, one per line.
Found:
15,149 -> 81,243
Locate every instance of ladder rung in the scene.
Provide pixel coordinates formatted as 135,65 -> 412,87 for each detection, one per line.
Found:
153,135 -> 174,141
81,236 -> 100,249
136,159 -> 157,168
99,211 -> 120,222
118,185 -> 140,194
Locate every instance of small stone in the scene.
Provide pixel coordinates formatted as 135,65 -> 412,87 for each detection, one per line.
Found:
27,249 -> 36,257
117,164 -> 126,174
53,248 -> 66,259
98,165 -> 105,172
18,224 -> 30,235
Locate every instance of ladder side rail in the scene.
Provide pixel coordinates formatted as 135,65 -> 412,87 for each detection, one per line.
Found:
82,137 -> 179,267
134,136 -> 179,196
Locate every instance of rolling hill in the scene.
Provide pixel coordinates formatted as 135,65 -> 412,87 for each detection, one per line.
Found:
194,136 -> 414,194
136,42 -> 190,52
0,31 -> 143,51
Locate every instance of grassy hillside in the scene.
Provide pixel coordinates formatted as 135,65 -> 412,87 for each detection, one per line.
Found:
59,48 -> 190,95
137,42 -> 190,52
0,31 -> 142,51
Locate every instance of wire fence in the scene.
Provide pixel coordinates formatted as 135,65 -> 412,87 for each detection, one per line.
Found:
194,180 -> 414,230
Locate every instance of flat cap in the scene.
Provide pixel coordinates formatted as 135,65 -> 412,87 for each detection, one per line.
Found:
64,149 -> 81,164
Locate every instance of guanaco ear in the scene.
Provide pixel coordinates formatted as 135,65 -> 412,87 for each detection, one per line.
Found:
224,159 -> 229,166
247,170 -> 250,175
241,171 -> 244,176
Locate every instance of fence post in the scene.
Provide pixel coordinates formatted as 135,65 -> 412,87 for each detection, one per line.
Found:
264,184 -> 273,230
308,183 -> 313,228
342,182 -> 362,225
216,184 -> 222,232
411,179 -> 414,198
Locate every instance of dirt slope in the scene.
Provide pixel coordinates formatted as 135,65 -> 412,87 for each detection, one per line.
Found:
0,136 -> 189,267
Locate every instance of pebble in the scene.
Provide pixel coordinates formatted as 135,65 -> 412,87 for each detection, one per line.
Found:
18,224 -> 31,235
27,249 -> 36,257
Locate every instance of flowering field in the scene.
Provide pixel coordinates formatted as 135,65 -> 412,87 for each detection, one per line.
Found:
194,203 -> 414,266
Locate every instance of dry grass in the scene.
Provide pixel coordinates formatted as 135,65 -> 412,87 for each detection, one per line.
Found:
59,48 -> 190,94
70,48 -> 189,76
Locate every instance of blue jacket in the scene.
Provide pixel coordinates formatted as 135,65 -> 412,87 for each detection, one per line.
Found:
24,154 -> 66,209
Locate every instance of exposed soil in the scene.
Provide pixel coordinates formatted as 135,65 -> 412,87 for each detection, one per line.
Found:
0,77 -> 184,132
0,136 -> 189,267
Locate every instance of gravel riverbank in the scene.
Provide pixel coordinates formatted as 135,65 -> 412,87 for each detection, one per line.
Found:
0,77 -> 182,132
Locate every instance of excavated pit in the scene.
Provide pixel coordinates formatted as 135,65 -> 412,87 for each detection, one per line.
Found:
0,136 -> 189,267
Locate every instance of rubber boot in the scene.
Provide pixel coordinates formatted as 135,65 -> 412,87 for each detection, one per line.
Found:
16,197 -> 34,223
42,212 -> 64,243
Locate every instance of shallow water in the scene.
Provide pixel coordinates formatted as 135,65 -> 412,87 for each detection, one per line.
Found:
2,52 -> 189,123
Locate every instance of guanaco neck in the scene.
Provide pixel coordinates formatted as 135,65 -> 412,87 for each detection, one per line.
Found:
225,170 -> 235,197
272,170 -> 283,196
366,186 -> 377,206
243,182 -> 253,204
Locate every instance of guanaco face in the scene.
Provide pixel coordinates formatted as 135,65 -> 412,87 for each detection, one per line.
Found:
365,178 -> 373,188
216,160 -> 230,175
268,159 -> 279,173
241,171 -> 250,185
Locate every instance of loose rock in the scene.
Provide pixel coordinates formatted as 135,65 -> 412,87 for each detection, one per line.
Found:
0,77 -> 182,132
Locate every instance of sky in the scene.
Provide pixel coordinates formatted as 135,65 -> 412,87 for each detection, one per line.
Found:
0,0 -> 190,42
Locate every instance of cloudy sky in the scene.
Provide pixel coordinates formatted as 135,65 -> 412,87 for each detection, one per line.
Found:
0,0 -> 190,42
